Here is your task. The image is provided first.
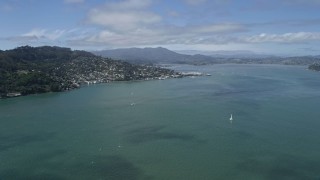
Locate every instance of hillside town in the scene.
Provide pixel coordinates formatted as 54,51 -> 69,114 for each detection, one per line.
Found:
0,46 -> 182,98
51,56 -> 182,88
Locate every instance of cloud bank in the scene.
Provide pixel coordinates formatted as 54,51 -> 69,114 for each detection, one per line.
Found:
2,0 -> 320,55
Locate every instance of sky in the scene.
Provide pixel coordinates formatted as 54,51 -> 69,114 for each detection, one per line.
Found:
1,0 -> 320,55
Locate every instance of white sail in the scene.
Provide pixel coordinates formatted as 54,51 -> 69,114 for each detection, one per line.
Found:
229,114 -> 233,121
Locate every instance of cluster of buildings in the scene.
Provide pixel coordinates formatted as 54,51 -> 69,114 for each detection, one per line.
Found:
50,57 -> 182,90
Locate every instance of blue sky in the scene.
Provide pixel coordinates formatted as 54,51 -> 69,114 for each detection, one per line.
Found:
1,0 -> 320,55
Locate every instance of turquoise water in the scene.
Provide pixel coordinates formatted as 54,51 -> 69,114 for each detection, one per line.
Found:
1,64 -> 320,180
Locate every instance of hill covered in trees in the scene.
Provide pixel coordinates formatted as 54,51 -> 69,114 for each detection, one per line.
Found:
0,46 -> 180,98
308,63 -> 320,71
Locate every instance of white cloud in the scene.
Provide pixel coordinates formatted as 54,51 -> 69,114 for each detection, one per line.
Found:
80,0 -> 247,47
64,0 -> 84,4
23,29 -> 66,40
67,25 -> 242,48
192,23 -> 247,34
5,28 -> 68,46
87,11 -> 161,31
242,32 -> 320,43
13,26 -> 318,49
6,0 -> 319,53
6,35 -> 38,42
68,28 -> 166,47
67,29 -> 320,50
86,0 -> 160,31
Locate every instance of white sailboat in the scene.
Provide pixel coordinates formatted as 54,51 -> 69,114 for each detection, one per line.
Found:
229,114 -> 233,121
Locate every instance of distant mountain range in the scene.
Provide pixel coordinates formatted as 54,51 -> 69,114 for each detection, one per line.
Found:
175,50 -> 273,58
92,47 -> 253,65
92,47 -> 320,65
93,47 -> 197,64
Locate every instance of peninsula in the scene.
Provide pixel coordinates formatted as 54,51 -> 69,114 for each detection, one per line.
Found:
0,46 -> 181,98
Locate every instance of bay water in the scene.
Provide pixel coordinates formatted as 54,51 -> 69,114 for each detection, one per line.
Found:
1,64 -> 320,179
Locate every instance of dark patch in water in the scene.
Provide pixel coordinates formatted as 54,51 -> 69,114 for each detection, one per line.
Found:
0,154 -> 152,180
33,149 -> 68,162
72,155 -> 152,180
237,154 -> 320,180
0,132 -> 56,151
0,149 -> 68,179
125,125 -> 196,144
0,169 -> 65,180
127,125 -> 167,134
232,130 -> 254,139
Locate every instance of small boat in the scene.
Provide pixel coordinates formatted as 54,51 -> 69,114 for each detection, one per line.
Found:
229,114 -> 233,121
